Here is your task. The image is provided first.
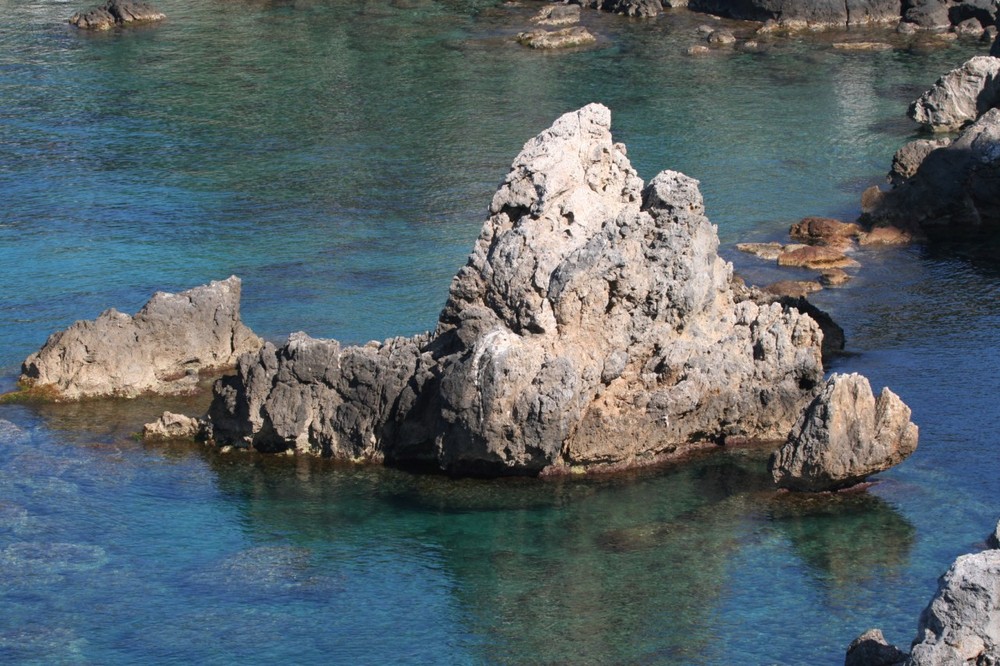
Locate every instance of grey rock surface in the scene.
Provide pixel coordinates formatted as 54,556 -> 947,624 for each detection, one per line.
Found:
69,0 -> 165,30
209,104 -> 827,475
769,372 -> 918,491
907,550 -> 1000,665
909,56 -> 1000,132
517,26 -> 597,49
600,0 -> 662,16
889,138 -> 951,185
19,276 -> 262,400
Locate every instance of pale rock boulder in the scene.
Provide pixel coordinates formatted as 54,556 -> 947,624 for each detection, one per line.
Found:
769,373 -> 918,491
909,56 -> 1000,132
142,412 -> 207,441
209,104 -> 827,475
907,550 -> 1000,665
20,276 -> 262,400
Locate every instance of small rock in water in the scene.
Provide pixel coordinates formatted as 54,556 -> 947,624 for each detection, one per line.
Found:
845,628 -> 908,666
859,225 -> 919,246
819,268 -> 851,286
988,519 -> 999,549
777,244 -> 859,269
69,0 -> 165,30
788,216 -> 861,244
832,42 -> 893,51
517,26 -> 597,49
769,373 -> 919,492
531,4 -> 581,26
763,280 -> 822,299
142,412 -> 206,441
707,29 -> 736,45
736,242 -> 784,260
687,44 -> 711,55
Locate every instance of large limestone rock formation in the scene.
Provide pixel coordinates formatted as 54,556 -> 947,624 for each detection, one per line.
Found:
18,277 -> 262,400
850,532 -> 1000,666
909,56 -> 1000,132
209,104 -> 827,475
769,373 -> 918,492
69,0 -> 165,30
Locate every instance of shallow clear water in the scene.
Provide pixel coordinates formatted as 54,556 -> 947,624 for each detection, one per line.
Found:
1,1 -> 998,663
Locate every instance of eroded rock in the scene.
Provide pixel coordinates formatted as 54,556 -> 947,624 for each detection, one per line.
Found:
209,105 -> 827,475
769,372 -> 918,491
142,412 -> 208,441
531,3 -> 582,25
517,26 -> 597,49
909,56 -> 1000,132
16,277 -> 262,400
845,629 -> 908,666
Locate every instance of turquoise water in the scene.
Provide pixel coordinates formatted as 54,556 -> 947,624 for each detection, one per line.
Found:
1,1 -> 998,663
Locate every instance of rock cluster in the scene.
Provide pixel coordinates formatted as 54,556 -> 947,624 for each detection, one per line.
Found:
15,277 -> 261,401
769,373 -> 919,491
208,104 -> 829,475
865,107 -> 1000,234
849,526 -> 1000,665
687,0 -> 901,29
69,0 -> 164,30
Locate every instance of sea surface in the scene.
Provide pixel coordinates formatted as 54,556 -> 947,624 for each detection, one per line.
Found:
1,1 -> 998,663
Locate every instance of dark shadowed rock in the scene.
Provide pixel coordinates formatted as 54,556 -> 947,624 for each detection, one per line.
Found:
889,138 -> 951,185
903,0 -> 951,28
16,277 -> 262,400
209,105 -> 828,475
865,107 -> 1000,234
769,373 -> 918,491
846,628 -> 908,666
688,0 -> 900,28
600,0 -> 661,16
989,519 -> 1000,548
69,0 -> 165,30
909,56 -> 1000,132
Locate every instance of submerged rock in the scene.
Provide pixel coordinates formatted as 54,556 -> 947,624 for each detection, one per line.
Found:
142,412 -> 208,441
908,56 -> 1000,132
209,104 -> 827,475
69,0 -> 165,30
517,26 -> 597,49
769,373 -> 918,491
16,277 -> 262,401
531,4 -> 582,26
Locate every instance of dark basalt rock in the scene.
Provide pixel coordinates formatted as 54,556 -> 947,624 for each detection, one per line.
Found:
687,0 -> 900,28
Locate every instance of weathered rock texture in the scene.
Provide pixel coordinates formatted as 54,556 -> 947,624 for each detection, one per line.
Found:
866,107 -> 1000,234
18,277 -> 262,400
143,412 -> 208,441
907,550 -> 1000,665
209,104 -> 828,475
909,56 -> 1000,132
769,373 -> 918,491
69,0 -> 164,30
850,529 -> 1000,666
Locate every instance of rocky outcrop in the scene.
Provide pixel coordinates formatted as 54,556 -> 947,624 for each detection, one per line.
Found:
848,523 -> 1000,666
909,56 -> 1000,132
990,519 -> 1000,548
864,107 -> 1000,234
69,0 -> 164,30
15,277 -> 262,401
686,0 -> 900,29
907,550 -> 1000,665
769,373 -> 918,491
531,4 -> 582,26
209,104 -> 828,475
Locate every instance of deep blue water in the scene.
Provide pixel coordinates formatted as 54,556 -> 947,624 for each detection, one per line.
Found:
1,1 -> 998,663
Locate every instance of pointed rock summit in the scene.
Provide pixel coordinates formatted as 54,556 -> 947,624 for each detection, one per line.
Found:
209,104 -> 828,475
769,373 -> 919,491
